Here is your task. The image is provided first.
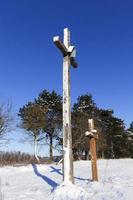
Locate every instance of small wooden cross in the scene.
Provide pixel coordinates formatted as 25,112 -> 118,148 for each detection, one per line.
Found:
85,119 -> 98,181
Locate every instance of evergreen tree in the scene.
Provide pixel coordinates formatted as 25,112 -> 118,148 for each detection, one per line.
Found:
97,109 -> 127,158
126,122 -> 133,158
108,117 -> 127,158
72,110 -> 89,159
36,90 -> 62,161
72,95 -> 129,159
73,93 -> 96,116
96,109 -> 114,158
128,122 -> 133,132
72,93 -> 97,159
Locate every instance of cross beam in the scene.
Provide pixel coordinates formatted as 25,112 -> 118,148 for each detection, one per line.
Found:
53,36 -> 68,56
53,28 -> 78,184
53,32 -> 78,68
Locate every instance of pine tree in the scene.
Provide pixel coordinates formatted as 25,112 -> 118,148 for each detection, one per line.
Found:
36,90 -> 62,161
96,109 -> 114,158
109,117 -> 127,158
72,93 -> 97,159
126,122 -> 133,158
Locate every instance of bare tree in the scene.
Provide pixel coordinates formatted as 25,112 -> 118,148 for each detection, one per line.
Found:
0,102 -> 13,146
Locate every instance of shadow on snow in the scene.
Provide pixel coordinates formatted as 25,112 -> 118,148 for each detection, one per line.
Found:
32,164 -> 59,192
50,166 -> 91,181
32,164 -> 91,192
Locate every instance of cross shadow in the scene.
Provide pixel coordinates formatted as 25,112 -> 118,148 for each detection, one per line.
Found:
32,164 -> 59,192
50,166 -> 91,181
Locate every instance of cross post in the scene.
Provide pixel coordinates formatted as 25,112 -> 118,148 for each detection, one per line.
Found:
85,119 -> 98,181
53,28 -> 78,184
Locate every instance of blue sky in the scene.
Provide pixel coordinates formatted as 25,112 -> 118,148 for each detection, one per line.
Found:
0,0 -> 133,154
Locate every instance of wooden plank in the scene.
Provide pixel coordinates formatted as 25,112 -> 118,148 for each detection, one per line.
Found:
70,57 -> 78,68
89,119 -> 98,181
90,137 -> 98,181
63,28 -> 74,184
53,36 -> 68,56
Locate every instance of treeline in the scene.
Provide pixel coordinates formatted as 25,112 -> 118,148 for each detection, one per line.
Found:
0,151 -> 46,166
0,89 -> 133,162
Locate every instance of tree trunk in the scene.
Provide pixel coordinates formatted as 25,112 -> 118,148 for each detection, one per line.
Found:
101,148 -> 105,159
49,135 -> 53,161
85,150 -> 89,160
34,137 -> 40,163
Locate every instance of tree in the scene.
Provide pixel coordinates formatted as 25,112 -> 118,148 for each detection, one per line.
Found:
128,122 -> 133,133
73,93 -> 97,116
72,93 -> 97,159
96,109 -> 114,158
18,102 -> 46,162
126,122 -> 133,158
72,110 -> 89,159
108,117 -> 127,158
36,90 -> 62,161
96,109 -> 128,158
0,102 -> 13,146
72,94 -> 129,159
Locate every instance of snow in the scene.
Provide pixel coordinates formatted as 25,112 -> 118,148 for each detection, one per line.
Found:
51,183 -> 90,200
0,159 -> 133,200
85,131 -> 94,137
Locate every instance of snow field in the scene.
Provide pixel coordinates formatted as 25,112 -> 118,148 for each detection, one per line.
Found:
0,159 -> 132,200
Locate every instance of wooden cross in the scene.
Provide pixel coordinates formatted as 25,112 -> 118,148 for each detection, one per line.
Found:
53,28 -> 78,184
85,119 -> 98,181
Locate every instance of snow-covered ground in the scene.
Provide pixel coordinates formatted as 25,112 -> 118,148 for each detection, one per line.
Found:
0,159 -> 133,200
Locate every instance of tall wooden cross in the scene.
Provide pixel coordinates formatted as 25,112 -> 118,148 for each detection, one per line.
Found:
53,28 -> 78,184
